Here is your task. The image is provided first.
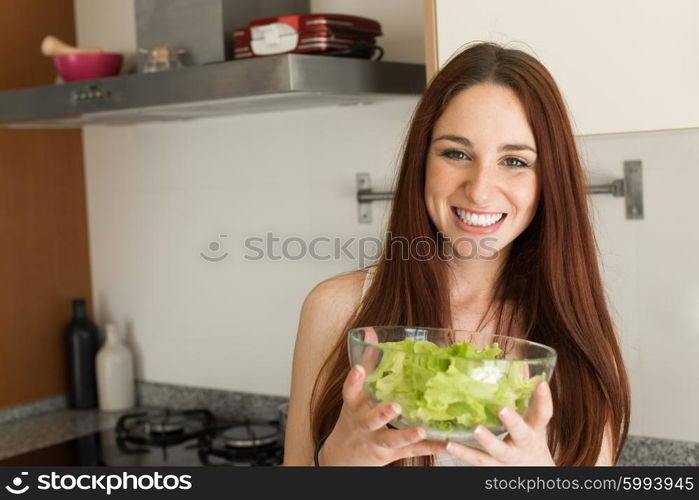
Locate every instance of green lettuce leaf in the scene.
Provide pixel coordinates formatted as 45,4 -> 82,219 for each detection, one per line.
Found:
364,338 -> 544,434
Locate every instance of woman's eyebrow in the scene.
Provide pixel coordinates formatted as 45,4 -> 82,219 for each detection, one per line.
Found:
432,134 -> 537,154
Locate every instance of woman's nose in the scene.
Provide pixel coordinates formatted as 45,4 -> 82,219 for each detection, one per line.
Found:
464,164 -> 497,206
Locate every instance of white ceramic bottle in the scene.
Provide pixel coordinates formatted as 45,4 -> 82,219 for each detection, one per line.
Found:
95,323 -> 135,411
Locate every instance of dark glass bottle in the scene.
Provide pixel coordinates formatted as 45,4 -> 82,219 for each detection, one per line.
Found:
64,298 -> 99,408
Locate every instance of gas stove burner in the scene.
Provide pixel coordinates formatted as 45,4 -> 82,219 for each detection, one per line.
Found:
109,408 -> 285,466
146,415 -> 188,435
222,424 -> 280,449
116,408 -> 215,451
197,420 -> 283,466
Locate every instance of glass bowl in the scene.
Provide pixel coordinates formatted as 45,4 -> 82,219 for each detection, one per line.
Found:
347,326 -> 557,443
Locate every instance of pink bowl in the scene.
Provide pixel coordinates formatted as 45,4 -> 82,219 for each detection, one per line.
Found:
53,53 -> 123,82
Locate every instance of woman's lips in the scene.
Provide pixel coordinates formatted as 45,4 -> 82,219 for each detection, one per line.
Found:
451,206 -> 507,235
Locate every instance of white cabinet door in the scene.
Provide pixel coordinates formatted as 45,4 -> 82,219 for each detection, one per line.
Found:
432,0 -> 699,135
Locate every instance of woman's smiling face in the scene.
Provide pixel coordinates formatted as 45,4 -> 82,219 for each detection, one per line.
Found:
425,83 -> 541,259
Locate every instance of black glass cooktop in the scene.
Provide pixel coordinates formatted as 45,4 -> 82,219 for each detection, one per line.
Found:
0,427 -> 283,467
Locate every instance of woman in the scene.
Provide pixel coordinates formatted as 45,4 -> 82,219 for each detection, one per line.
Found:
283,41 -> 631,466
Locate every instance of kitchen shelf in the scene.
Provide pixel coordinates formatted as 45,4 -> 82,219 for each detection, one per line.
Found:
0,54 -> 426,128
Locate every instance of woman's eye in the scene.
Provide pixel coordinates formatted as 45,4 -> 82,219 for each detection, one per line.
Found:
504,157 -> 530,169
440,149 -> 468,161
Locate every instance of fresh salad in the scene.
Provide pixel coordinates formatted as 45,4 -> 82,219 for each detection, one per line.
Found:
365,338 -> 544,433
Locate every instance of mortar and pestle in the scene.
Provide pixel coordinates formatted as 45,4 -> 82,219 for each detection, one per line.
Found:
41,35 -> 123,82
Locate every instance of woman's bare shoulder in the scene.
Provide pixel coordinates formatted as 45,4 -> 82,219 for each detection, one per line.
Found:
301,269 -> 368,330
285,270 -> 369,465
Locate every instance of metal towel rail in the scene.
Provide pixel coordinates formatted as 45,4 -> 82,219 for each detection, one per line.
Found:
356,160 -> 643,223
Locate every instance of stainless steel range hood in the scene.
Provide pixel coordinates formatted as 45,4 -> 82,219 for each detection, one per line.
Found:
0,54 -> 425,129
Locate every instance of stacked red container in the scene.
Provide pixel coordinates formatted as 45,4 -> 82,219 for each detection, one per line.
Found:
233,13 -> 383,60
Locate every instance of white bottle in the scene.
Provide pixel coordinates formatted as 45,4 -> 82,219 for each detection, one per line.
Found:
96,323 -> 135,411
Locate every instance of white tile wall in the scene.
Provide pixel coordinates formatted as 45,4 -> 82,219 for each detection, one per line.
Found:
578,128 -> 699,441
83,99 -> 418,397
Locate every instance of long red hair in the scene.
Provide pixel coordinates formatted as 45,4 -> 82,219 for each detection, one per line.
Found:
310,41 -> 630,466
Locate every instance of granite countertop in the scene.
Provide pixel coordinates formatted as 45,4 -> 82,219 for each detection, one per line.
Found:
0,407 -> 123,461
618,436 -> 698,467
0,382 -> 696,466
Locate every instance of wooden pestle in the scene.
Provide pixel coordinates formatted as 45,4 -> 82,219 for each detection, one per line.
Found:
41,35 -> 104,56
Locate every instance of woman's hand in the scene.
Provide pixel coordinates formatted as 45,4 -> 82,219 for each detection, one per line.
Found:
317,364 -> 449,466
444,380 -> 556,466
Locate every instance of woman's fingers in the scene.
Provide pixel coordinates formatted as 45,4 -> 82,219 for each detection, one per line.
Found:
363,401 -> 401,431
377,426 -> 451,460
445,441 -> 502,465
358,327 -> 381,371
363,326 -> 378,344
399,439 -> 450,460
471,425 -> 513,462
374,426 -> 425,449
524,381 -> 554,432
497,407 -> 532,446
341,365 -> 367,410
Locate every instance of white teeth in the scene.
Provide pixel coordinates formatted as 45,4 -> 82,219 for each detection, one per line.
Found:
455,208 -> 504,227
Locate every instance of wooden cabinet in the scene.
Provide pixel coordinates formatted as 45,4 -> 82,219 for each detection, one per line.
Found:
0,0 -> 92,409
423,0 -> 699,135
